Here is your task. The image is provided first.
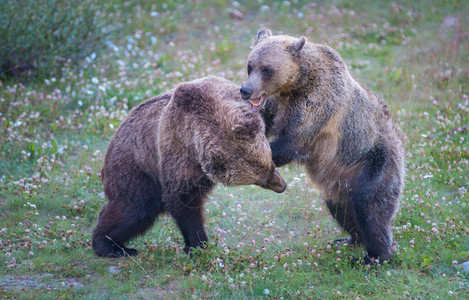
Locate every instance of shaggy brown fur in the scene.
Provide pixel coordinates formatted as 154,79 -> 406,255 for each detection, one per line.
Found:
92,76 -> 286,258
240,29 -> 405,262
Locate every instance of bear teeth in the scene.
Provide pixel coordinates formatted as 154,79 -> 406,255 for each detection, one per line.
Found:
250,98 -> 262,107
249,94 -> 265,112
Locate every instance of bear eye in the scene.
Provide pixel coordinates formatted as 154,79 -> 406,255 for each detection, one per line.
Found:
247,64 -> 252,75
261,67 -> 272,76
261,67 -> 273,79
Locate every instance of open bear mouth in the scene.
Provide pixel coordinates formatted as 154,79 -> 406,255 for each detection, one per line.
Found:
249,94 -> 266,112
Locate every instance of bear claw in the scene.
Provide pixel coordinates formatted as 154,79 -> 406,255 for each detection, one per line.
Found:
333,237 -> 356,245
104,246 -> 139,258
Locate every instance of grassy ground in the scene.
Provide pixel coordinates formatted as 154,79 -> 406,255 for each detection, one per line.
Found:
1,0 -> 468,299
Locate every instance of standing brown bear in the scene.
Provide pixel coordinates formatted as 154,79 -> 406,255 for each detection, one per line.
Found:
92,76 -> 286,258
240,29 -> 405,263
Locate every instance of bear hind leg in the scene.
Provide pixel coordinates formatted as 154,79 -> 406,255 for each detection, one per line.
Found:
92,172 -> 163,258
326,199 -> 362,246
92,201 -> 149,258
93,206 -> 138,258
347,145 -> 401,263
350,178 -> 398,263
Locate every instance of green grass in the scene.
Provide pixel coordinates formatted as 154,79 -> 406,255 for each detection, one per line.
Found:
1,0 -> 468,299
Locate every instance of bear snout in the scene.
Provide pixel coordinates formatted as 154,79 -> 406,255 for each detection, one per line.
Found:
262,170 -> 287,193
240,86 -> 253,100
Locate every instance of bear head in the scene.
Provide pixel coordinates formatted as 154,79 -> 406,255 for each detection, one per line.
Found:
240,28 -> 306,112
172,77 -> 287,193
203,105 -> 286,193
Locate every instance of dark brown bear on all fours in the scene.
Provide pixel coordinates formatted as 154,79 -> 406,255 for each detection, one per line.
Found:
92,76 -> 286,258
240,29 -> 405,263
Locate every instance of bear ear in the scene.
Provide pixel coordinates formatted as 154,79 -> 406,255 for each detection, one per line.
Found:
232,122 -> 259,140
287,36 -> 306,56
172,82 -> 205,112
254,28 -> 272,45
209,148 -> 225,167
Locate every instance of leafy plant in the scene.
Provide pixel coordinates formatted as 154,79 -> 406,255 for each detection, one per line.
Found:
0,0 -> 106,79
